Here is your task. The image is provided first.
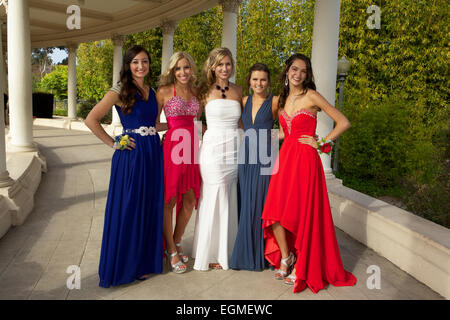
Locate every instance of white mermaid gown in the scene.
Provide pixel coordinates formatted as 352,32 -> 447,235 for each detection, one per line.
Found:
192,99 -> 242,271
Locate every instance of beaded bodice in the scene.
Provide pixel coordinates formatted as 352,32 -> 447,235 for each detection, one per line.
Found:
163,85 -> 200,118
280,109 -> 317,138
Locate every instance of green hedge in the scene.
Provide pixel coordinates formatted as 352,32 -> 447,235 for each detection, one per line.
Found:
77,100 -> 112,124
338,93 -> 449,227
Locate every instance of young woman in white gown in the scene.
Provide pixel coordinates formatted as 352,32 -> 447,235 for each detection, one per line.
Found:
192,47 -> 243,271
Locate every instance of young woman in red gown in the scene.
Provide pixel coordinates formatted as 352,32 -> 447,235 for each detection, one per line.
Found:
261,53 -> 357,294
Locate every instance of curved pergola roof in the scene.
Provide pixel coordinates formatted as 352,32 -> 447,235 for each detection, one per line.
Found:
0,0 -> 219,48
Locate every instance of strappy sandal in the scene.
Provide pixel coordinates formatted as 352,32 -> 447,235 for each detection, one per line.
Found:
165,251 -> 187,274
175,242 -> 189,263
284,273 -> 296,285
274,252 -> 296,280
209,263 -> 223,270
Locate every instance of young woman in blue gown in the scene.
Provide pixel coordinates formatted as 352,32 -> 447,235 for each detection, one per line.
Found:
230,63 -> 278,271
85,45 -> 167,288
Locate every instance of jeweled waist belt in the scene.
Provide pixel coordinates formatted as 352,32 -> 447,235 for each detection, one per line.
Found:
123,126 -> 157,136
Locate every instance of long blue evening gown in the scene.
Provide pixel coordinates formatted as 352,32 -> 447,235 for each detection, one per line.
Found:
230,94 -> 274,271
99,87 -> 164,288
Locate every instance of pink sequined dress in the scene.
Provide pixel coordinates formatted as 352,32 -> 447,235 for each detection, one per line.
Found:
162,85 -> 201,214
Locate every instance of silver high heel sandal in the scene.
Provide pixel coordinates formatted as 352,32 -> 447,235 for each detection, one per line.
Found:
166,250 -> 187,274
274,252 -> 296,280
175,242 -> 189,263
284,272 -> 296,285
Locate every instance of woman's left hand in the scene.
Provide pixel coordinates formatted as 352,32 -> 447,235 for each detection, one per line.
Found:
298,135 -> 317,148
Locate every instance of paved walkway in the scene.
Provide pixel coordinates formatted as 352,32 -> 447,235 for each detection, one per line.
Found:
0,125 -> 444,300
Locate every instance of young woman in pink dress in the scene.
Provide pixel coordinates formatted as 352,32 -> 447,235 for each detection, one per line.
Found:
156,52 -> 202,274
261,53 -> 357,293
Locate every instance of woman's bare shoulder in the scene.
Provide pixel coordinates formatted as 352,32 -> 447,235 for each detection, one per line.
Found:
156,84 -> 173,95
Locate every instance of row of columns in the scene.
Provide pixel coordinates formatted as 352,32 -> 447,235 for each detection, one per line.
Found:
0,0 -> 341,187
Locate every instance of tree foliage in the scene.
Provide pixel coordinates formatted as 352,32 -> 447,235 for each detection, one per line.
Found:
38,65 -> 68,99
174,7 -> 223,76
338,0 -> 449,180
337,0 -> 449,226
76,40 -> 114,101
31,47 -> 65,78
236,0 -> 314,94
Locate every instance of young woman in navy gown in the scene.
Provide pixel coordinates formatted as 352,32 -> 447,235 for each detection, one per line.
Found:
85,45 -> 166,288
230,63 -> 278,271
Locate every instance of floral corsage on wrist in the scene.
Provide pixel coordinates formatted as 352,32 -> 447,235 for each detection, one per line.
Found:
316,137 -> 334,155
113,134 -> 131,150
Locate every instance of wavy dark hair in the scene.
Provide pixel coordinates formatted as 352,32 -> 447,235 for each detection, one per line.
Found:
118,45 -> 151,115
278,53 -> 316,110
246,63 -> 271,94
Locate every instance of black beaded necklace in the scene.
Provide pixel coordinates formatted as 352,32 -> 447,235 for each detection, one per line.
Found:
215,82 -> 230,99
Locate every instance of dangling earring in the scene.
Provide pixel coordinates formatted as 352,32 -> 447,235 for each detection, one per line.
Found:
249,87 -> 253,95
284,75 -> 289,87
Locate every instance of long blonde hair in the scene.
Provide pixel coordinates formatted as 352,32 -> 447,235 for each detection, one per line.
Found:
159,51 -> 198,87
198,47 -> 235,103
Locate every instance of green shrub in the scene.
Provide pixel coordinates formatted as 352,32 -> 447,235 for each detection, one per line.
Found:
39,65 -> 68,100
401,163 -> 450,228
77,100 -> 111,124
338,93 -> 449,227
53,107 -> 67,117
339,95 -> 439,187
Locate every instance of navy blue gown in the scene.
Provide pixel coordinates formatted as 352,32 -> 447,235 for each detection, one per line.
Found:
230,94 -> 274,271
99,88 -> 164,288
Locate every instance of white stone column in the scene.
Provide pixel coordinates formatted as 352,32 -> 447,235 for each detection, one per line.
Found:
220,0 -> 241,83
311,0 -> 341,179
110,34 -> 124,134
160,20 -> 177,124
0,20 -> 13,187
67,43 -> 78,120
161,20 -> 177,75
7,0 -> 36,152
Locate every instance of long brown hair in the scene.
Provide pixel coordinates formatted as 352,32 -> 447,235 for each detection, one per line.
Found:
278,53 -> 316,110
198,47 -> 235,104
118,45 -> 151,115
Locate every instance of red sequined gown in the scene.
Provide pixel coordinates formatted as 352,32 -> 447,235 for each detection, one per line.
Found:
162,86 -> 201,214
261,109 -> 357,294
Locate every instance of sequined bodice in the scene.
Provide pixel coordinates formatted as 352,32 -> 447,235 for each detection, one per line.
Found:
280,109 -> 317,139
163,86 -> 200,118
